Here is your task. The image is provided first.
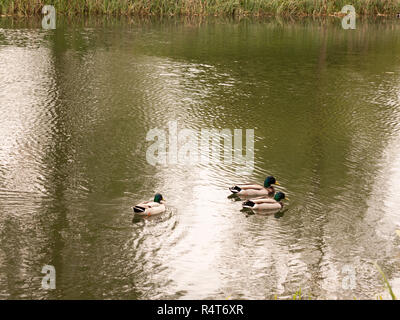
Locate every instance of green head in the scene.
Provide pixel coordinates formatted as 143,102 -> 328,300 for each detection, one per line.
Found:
264,176 -> 279,188
154,193 -> 164,203
274,191 -> 285,202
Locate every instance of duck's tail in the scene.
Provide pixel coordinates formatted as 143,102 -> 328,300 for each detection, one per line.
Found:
242,200 -> 255,208
133,206 -> 146,213
229,186 -> 242,194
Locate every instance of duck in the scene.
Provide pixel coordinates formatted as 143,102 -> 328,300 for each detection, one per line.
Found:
242,191 -> 287,211
133,193 -> 166,216
229,176 -> 280,197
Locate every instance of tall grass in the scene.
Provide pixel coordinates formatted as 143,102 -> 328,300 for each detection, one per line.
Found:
1,0 -> 400,17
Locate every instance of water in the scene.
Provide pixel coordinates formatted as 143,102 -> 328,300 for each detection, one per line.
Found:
1,16 -> 400,300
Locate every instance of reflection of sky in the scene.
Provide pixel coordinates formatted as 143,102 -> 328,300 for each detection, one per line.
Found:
377,131 -> 400,225
0,33 -> 58,299
0,45 -> 55,195
364,128 -> 400,297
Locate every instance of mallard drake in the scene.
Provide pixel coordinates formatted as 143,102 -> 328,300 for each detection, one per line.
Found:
229,176 -> 280,197
242,191 -> 286,211
133,193 -> 166,216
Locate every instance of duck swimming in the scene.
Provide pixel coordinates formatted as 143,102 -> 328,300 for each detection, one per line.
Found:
229,176 -> 280,197
133,193 -> 166,216
242,191 -> 286,211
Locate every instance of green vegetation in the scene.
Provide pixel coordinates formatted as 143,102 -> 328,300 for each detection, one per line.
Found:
1,0 -> 400,17
292,287 -> 303,300
375,262 -> 397,300
374,231 -> 400,300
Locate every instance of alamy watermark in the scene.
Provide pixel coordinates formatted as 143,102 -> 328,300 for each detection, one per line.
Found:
145,121 -> 254,174
341,5 -> 356,30
42,5 -> 56,30
41,265 -> 56,290
341,264 -> 356,290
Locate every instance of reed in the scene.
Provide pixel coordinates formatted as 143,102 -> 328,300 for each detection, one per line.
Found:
1,0 -> 400,17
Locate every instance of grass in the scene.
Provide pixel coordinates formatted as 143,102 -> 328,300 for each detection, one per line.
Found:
292,287 -> 304,300
375,262 -> 397,300
1,0 -> 400,17
373,230 -> 400,300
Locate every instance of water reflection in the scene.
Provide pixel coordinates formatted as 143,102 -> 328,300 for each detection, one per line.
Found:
0,16 -> 400,299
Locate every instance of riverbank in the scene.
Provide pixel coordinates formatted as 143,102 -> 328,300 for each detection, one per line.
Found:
1,0 -> 400,17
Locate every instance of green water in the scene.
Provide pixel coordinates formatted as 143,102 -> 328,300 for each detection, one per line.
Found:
1,16 -> 400,299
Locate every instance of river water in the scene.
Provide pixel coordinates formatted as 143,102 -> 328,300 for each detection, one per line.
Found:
0,16 -> 400,299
